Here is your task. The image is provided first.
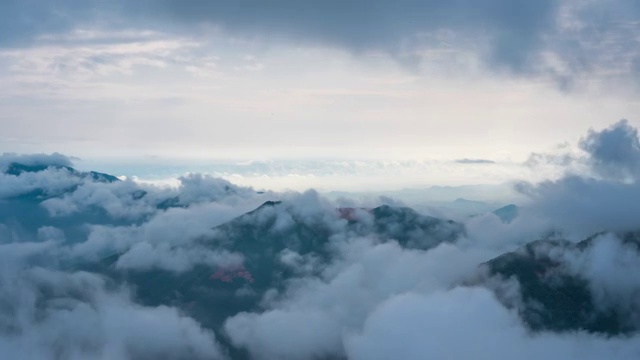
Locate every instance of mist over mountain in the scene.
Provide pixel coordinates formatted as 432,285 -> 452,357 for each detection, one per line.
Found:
2,121 -> 640,359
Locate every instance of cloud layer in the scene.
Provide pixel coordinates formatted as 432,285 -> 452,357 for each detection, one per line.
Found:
3,120 -> 640,359
3,0 -> 640,80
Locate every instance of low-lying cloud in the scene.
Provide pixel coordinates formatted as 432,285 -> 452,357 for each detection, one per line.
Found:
3,121 -> 640,359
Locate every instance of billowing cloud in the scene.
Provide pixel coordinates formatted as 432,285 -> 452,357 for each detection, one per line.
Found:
518,120 -> 640,237
579,119 -> 640,180
346,287 -> 640,360
224,238 -> 491,360
0,246 -> 227,360
560,233 -> 640,322
518,176 -> 640,237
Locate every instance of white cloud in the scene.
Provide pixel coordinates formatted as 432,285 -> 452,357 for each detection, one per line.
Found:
560,233 -> 640,325
224,238 -> 495,359
0,267 -> 227,360
0,167 -> 83,199
346,287 -> 640,360
70,198 -> 264,272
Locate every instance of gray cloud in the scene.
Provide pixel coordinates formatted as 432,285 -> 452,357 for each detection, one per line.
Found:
0,265 -> 227,360
70,198 -> 265,272
0,232 -> 225,360
455,158 -> 496,164
0,152 -> 74,169
0,166 -> 83,199
3,1 -> 640,86
145,0 -> 555,68
524,151 -> 576,168
0,0 -> 107,46
0,0 -> 565,75
517,176 -> 640,237
579,119 -> 640,181
176,174 -> 256,206
518,120 -> 640,237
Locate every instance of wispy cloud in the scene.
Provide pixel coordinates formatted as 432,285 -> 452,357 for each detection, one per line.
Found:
455,158 -> 496,164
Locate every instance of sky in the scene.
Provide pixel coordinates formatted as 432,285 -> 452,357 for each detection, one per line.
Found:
2,0 -> 640,189
5,3 -> 640,357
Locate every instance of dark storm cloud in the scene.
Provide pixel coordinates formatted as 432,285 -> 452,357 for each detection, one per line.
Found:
5,0 -> 640,80
151,0 -> 556,66
1,0 -> 557,71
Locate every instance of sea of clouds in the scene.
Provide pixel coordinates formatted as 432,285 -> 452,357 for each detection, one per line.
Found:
2,120 -> 640,359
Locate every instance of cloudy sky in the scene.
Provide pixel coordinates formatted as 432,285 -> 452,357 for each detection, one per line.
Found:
2,0 -> 640,188
4,3 -> 640,355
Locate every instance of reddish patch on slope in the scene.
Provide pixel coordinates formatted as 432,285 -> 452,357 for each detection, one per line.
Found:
337,207 -> 373,221
211,264 -> 254,283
